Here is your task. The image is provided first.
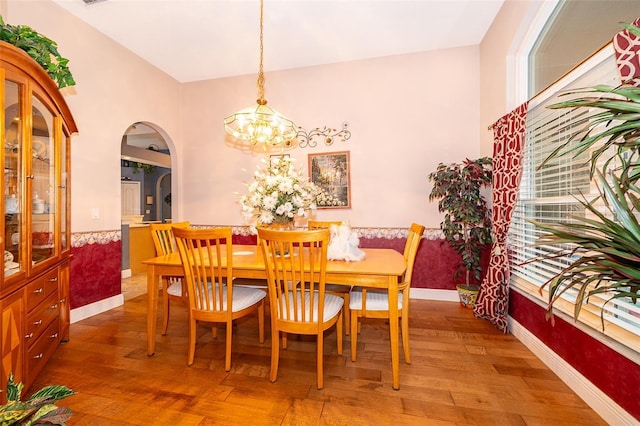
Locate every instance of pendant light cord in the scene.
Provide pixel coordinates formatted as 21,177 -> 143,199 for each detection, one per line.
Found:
257,0 -> 266,105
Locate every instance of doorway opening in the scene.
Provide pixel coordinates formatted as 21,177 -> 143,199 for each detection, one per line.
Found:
120,122 -> 173,223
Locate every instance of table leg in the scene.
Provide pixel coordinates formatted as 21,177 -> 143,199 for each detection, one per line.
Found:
147,266 -> 158,356
388,278 -> 400,390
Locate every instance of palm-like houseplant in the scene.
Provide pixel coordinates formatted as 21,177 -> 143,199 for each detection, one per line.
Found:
428,157 -> 493,307
525,59 -> 640,326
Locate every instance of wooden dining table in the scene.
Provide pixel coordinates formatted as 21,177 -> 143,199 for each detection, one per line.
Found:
142,245 -> 407,389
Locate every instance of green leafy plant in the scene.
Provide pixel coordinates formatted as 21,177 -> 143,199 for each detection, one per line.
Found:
524,26 -> 640,325
0,15 -> 75,88
0,373 -> 75,425
131,162 -> 156,174
428,157 -> 493,286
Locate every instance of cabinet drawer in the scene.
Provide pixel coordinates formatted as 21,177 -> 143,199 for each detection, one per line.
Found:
26,319 -> 60,386
26,270 -> 59,312
25,292 -> 59,345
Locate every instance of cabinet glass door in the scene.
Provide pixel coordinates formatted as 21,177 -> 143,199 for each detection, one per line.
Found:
61,134 -> 69,252
3,80 -> 23,279
30,94 -> 55,266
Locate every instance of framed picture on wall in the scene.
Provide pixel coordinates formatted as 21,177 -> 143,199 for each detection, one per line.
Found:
308,151 -> 351,209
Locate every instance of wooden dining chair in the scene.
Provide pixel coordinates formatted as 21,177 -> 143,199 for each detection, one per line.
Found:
257,228 -> 343,389
307,220 -> 352,334
149,221 -> 191,335
349,222 -> 425,364
173,227 -> 266,371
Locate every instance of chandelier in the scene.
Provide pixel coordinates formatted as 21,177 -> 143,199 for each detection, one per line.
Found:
224,0 -> 296,148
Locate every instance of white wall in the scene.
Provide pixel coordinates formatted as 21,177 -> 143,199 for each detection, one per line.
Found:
479,0 -> 546,156
5,0 -> 182,232
180,47 -> 482,229
5,0 -> 484,232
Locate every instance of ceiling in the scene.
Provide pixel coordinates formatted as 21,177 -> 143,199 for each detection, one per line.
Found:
53,0 -> 505,83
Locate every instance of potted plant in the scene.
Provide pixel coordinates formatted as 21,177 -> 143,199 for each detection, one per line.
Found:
428,157 -> 493,307
0,373 -> 75,425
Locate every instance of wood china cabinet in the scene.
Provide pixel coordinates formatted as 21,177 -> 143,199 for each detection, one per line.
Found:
0,41 -> 77,398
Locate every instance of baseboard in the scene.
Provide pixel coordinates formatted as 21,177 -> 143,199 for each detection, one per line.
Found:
121,269 -> 132,279
70,294 -> 124,324
510,318 -> 635,425
411,288 -> 459,302
410,291 -> 634,423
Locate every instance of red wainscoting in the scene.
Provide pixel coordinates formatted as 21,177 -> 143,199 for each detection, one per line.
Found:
233,233 -> 487,290
70,239 -> 121,309
510,290 -> 640,420
359,237 -> 487,289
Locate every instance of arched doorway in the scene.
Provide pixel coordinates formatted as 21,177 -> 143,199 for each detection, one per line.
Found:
120,122 -> 175,296
120,122 -> 173,223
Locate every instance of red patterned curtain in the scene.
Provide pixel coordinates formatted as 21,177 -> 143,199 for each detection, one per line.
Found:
613,16 -> 640,85
473,102 -> 528,333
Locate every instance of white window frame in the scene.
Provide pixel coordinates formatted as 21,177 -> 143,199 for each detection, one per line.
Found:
509,40 -> 640,359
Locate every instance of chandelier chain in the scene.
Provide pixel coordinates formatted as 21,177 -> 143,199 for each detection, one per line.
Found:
223,0 -> 296,148
257,0 -> 265,104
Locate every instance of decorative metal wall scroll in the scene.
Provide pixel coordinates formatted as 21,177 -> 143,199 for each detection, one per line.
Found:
296,121 -> 351,148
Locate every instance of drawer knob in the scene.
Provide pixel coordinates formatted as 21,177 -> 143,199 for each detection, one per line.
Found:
25,333 -> 33,339
48,277 -> 58,282
59,298 -> 66,303
33,353 -> 43,359
33,319 -> 43,326
50,303 -> 58,309
33,288 -> 44,294
49,332 -> 58,339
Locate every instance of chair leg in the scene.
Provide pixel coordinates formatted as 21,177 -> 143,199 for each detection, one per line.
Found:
316,333 -> 324,390
187,317 -> 197,366
282,332 -> 288,349
224,320 -> 232,372
343,292 -> 350,336
337,311 -> 343,355
350,311 -> 358,362
161,282 -> 170,335
258,301 -> 265,343
269,325 -> 280,383
401,313 -> 411,364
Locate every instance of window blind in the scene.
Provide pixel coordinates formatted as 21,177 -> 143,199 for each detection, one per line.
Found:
509,47 -> 640,339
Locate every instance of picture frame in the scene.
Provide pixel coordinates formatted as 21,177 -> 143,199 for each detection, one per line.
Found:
308,151 -> 351,209
270,153 -> 290,168
145,195 -> 154,205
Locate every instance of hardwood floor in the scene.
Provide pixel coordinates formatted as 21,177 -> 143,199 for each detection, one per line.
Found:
30,281 -> 606,425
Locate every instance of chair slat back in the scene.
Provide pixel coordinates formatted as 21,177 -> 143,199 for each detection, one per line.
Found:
150,221 -> 190,256
403,223 -> 425,284
258,228 -> 329,324
173,227 -> 232,314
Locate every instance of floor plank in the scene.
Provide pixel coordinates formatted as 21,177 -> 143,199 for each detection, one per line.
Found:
29,275 -> 606,425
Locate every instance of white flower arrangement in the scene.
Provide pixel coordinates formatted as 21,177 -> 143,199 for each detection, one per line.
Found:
241,156 -> 319,225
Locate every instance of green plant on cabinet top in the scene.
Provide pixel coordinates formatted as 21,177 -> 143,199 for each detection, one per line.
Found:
0,15 -> 75,88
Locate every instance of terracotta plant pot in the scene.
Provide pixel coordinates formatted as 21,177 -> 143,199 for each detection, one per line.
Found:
456,284 -> 479,308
